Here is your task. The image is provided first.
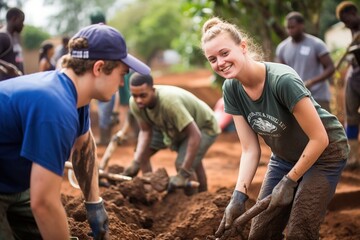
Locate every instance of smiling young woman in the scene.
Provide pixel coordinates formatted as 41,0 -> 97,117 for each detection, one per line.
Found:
201,17 -> 349,239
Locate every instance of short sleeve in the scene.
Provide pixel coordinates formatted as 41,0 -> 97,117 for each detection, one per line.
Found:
222,79 -> 243,115
275,74 -> 310,112
20,98 -> 79,176
315,38 -> 329,58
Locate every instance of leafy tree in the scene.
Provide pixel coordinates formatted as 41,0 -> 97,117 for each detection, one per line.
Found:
179,0 -> 358,87
22,25 -> 50,50
110,0 -> 187,65
180,0 -> 360,62
43,0 -> 116,35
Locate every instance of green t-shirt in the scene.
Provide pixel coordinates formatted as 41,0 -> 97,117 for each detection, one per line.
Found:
130,85 -> 220,146
223,62 -> 349,163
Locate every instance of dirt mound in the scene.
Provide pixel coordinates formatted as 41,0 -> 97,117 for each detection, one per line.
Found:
64,168 -> 252,240
63,165 -> 360,239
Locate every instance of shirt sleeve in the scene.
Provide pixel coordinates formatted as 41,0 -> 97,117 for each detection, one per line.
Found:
222,79 -> 243,115
20,98 -> 78,176
275,73 -> 311,112
313,37 -> 329,58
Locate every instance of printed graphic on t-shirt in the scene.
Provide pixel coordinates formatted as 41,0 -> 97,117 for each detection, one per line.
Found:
13,43 -> 23,63
299,45 -> 310,56
247,112 -> 286,137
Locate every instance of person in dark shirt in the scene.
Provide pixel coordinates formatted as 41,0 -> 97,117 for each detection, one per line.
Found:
0,7 -> 25,80
336,1 -> 360,169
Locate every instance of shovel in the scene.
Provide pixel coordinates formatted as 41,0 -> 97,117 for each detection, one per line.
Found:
216,195 -> 272,240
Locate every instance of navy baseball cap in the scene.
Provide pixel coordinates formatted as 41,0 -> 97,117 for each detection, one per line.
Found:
70,24 -> 151,75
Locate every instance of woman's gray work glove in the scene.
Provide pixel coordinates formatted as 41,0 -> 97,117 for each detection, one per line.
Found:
122,160 -> 140,177
215,190 -> 249,237
84,198 -> 109,240
268,175 -> 298,210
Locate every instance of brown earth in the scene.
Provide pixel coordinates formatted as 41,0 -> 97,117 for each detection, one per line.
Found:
61,69 -> 360,240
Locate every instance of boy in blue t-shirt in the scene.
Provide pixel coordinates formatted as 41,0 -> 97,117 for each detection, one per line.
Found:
0,24 -> 150,239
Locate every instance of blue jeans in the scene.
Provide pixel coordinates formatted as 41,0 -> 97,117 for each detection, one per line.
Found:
98,95 -> 115,129
249,154 -> 346,240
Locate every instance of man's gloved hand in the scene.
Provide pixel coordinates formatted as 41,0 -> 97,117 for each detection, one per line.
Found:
215,190 -> 248,238
268,175 -> 298,210
167,168 -> 192,193
122,160 -> 140,177
84,198 -> 109,240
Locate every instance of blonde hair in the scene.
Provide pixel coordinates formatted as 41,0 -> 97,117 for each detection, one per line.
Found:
201,17 -> 263,61
62,37 -> 120,76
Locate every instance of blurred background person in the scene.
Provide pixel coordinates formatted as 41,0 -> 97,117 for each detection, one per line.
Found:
276,11 -> 335,113
53,36 -> 69,68
213,97 -> 235,133
0,7 -> 25,81
336,1 -> 360,169
112,70 -> 139,141
38,41 -> 55,72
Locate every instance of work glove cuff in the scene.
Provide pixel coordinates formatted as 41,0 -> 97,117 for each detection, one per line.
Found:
232,190 -> 249,203
84,198 -> 109,238
283,175 -> 298,188
84,197 -> 104,211
178,167 -> 192,179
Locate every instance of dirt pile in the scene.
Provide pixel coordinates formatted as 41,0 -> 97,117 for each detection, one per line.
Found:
64,168 -> 250,240
63,166 -> 360,240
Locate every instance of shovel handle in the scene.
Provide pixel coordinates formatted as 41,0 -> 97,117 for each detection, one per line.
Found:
233,194 -> 271,226
217,195 -> 272,240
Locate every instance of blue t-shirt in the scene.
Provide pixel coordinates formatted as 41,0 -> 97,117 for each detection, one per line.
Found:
0,71 -> 90,193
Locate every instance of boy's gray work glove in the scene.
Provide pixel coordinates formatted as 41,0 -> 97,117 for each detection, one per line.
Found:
84,198 -> 109,240
167,168 -> 192,193
215,190 -> 248,237
122,160 -> 140,177
268,175 -> 298,210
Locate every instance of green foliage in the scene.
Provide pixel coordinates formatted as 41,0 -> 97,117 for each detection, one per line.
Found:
174,0 -> 215,68
24,0 -> 360,80
110,0 -> 187,65
43,0 -> 116,35
180,0 -> 350,60
21,25 -> 50,50
178,0 -> 353,87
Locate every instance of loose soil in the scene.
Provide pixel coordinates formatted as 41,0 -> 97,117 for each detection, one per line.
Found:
61,69 -> 360,239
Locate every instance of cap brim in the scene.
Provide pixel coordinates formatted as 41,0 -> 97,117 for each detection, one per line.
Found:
122,54 -> 151,75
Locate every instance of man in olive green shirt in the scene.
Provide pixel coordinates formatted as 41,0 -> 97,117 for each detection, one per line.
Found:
123,73 -> 220,194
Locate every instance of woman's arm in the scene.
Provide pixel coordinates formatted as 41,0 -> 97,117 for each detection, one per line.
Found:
287,97 -> 329,181
233,115 -> 261,194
